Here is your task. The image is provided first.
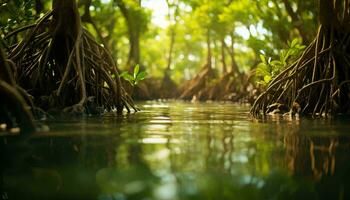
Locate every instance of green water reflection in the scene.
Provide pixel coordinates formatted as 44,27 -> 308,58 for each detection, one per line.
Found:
1,101 -> 350,200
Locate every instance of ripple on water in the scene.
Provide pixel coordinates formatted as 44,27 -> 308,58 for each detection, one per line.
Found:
2,101 -> 350,200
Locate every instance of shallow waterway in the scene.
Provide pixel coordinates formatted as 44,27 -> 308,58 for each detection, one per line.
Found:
1,101 -> 350,200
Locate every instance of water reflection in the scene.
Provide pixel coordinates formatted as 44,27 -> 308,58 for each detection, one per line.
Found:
1,101 -> 350,199
284,129 -> 350,179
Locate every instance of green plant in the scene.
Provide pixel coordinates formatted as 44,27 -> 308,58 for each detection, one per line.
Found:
119,64 -> 147,86
256,38 -> 306,86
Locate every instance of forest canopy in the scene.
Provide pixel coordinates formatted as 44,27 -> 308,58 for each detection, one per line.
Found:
0,0 -> 317,83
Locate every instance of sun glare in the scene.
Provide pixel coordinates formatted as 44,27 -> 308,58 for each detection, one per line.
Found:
142,0 -> 169,28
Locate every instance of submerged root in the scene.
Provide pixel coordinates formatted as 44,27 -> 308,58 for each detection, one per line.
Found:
251,25 -> 350,117
0,81 -> 36,134
0,48 -> 35,134
4,0 -> 135,115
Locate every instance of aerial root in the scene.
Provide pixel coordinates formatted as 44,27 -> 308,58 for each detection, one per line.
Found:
5,11 -> 136,115
251,25 -> 350,117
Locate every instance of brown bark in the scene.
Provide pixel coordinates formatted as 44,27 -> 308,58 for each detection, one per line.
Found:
52,0 -> 81,39
5,0 -> 134,114
318,0 -> 338,27
251,0 -> 350,117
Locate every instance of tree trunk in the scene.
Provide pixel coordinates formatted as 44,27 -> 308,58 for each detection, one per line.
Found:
251,0 -> 350,116
318,0 -> 337,27
116,0 -> 141,69
6,0 -> 134,114
128,30 -> 140,67
221,38 -> 227,74
50,0 -> 81,68
52,0 -> 81,40
165,0 -> 177,72
225,33 -> 240,75
206,29 -> 212,69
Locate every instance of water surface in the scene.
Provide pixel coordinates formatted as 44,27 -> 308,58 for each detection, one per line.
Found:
1,101 -> 350,200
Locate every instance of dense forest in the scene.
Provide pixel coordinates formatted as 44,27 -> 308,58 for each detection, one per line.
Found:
1,0 -> 350,133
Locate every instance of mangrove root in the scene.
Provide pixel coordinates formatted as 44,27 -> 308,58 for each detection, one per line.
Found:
251,22 -> 350,117
179,64 -> 215,101
0,48 -> 35,134
4,0 -> 136,115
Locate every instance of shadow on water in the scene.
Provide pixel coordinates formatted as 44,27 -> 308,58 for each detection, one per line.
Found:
1,101 -> 350,200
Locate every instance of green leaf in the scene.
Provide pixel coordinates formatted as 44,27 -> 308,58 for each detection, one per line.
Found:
120,72 -> 134,82
296,44 -> 306,50
264,75 -> 272,83
133,64 -> 140,78
284,50 -> 291,61
136,71 -> 147,81
259,54 -> 266,64
270,60 -> 282,67
280,50 -> 290,63
119,71 -> 129,78
290,38 -> 299,48
119,71 -> 128,76
256,63 -> 269,77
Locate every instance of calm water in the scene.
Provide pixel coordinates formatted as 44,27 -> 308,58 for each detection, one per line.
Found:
1,101 -> 350,200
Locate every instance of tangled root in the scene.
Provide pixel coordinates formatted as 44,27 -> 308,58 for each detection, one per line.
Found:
0,48 -> 35,134
4,1 -> 137,115
251,24 -> 350,117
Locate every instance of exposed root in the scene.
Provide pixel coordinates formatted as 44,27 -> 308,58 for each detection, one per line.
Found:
251,24 -> 350,117
178,64 -> 215,100
0,81 -> 36,134
0,48 -> 35,134
4,0 -> 135,115
178,67 -> 249,102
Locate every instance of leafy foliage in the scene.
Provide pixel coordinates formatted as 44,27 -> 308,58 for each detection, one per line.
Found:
256,38 -> 306,86
120,64 -> 147,86
0,0 -> 318,94
0,0 -> 37,34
